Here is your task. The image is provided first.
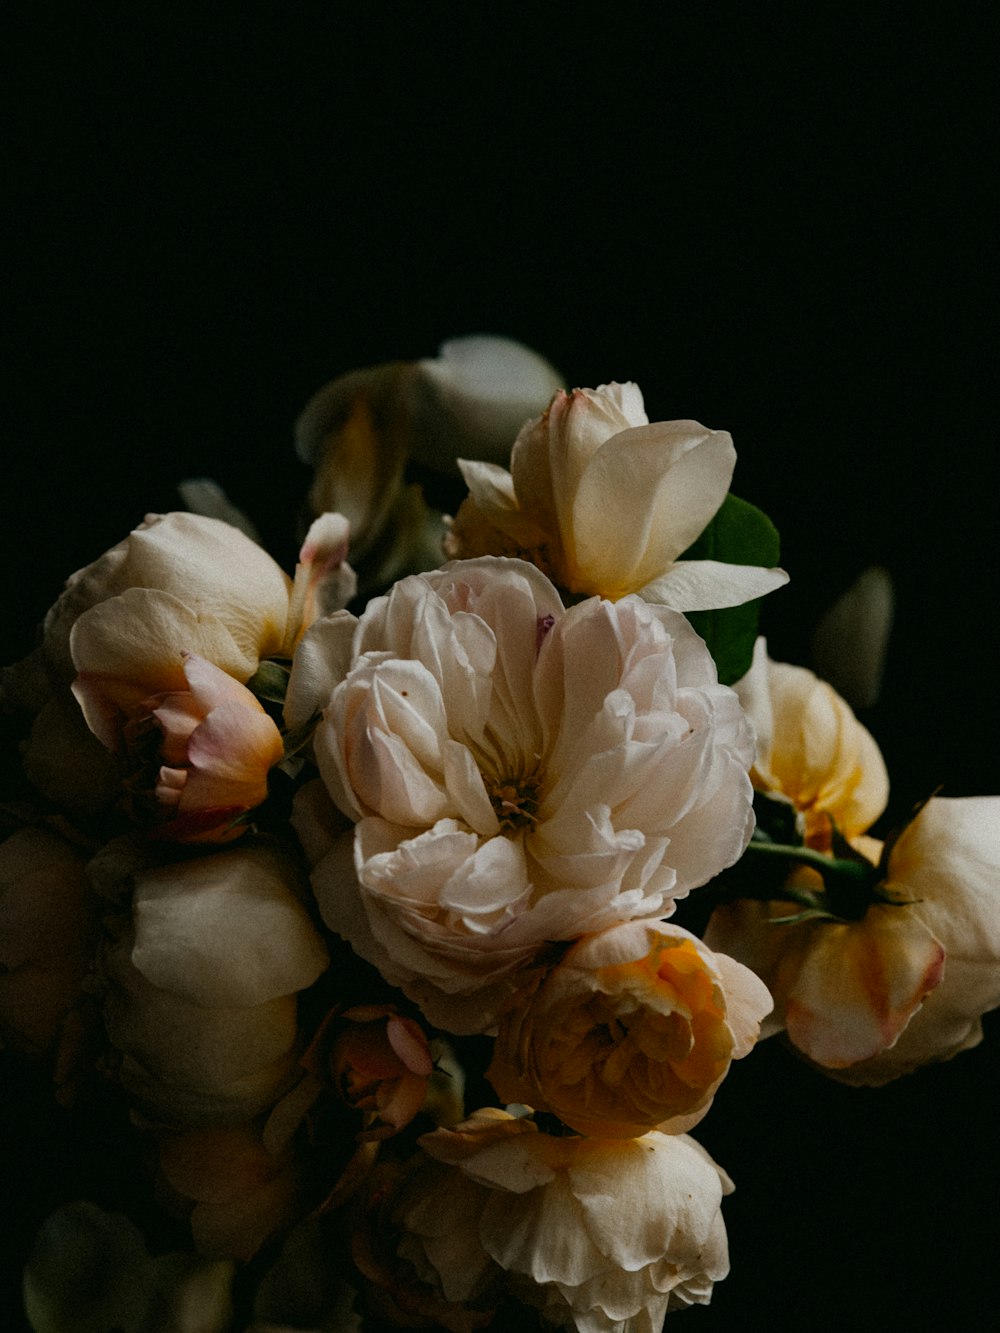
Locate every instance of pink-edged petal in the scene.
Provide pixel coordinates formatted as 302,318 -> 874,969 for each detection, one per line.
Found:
286,511 -> 358,642
182,704 -> 283,807
785,906 -> 945,1067
640,559 -> 789,611
181,652 -> 267,715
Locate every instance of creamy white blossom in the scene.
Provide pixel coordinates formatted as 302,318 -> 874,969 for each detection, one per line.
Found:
445,382 -> 787,609
392,1109 -> 733,1331
97,838 -> 329,1126
297,557 -> 754,1032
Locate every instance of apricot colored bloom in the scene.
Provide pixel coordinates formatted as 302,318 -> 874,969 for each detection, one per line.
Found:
445,381 -> 787,609
107,652 -> 283,842
297,557 -> 754,1032
388,1109 -> 733,1331
735,636 -> 889,847
487,920 -> 772,1137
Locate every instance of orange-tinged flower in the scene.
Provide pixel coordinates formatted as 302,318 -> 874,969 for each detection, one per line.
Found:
705,796 -> 1000,1080
136,653 -> 284,842
487,920 -> 771,1137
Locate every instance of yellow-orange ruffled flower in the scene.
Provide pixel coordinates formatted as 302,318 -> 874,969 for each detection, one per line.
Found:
487,920 -> 771,1137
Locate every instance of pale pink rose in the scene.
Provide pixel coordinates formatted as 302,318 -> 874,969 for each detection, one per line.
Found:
735,636 -> 889,846
388,1109 -> 733,1331
445,382 -> 787,609
487,920 -> 772,1137
706,797 -> 1000,1080
78,652 -> 284,843
302,557 -> 754,1032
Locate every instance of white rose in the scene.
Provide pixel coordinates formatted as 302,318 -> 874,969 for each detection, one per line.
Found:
298,557 -> 754,1032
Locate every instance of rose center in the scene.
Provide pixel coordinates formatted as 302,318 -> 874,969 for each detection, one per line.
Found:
487,774 -> 541,833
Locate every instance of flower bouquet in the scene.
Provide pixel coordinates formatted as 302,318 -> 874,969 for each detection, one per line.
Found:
3,335 -> 998,1332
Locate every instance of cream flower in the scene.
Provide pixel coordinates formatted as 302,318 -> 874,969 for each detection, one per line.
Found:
97,838 -> 329,1126
487,920 -> 772,1137
300,557 -> 754,1032
445,381 -> 788,609
706,798 -> 1000,1081
4,511 -> 352,813
389,1109 -> 733,1331
735,636 -> 889,846
68,511 -> 352,712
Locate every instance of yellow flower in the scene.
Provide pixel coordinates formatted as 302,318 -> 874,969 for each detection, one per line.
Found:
735,636 -> 889,846
487,920 -> 772,1137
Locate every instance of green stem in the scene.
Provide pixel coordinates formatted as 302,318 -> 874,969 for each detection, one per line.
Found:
740,837 -> 878,920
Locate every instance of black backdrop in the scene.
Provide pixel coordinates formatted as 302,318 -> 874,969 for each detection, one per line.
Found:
3,5 -> 998,1330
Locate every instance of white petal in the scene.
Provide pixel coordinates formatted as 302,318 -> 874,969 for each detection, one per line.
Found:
640,559 -> 789,611
572,423 -> 735,590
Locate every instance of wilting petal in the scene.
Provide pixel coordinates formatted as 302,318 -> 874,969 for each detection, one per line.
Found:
783,905 -> 945,1067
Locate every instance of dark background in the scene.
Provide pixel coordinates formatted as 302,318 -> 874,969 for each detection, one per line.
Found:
3,4 -> 998,1330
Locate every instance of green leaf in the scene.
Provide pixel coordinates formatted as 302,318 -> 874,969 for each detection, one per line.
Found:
247,659 -> 291,704
680,493 -> 781,684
